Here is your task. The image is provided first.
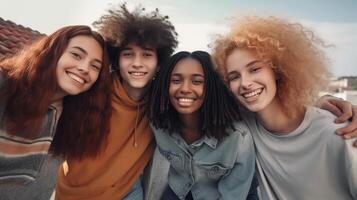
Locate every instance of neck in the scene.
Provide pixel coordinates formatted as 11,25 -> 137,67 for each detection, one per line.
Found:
256,98 -> 305,134
122,82 -> 148,101
180,113 -> 201,144
51,92 -> 65,104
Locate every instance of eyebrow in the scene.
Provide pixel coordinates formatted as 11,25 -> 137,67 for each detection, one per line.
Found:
72,46 -> 102,64
122,47 -> 155,51
192,74 -> 204,78
245,60 -> 261,67
72,46 -> 87,55
143,47 -> 155,51
171,73 -> 204,77
227,59 -> 261,76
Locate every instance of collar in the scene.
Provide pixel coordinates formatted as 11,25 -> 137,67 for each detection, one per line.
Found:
171,132 -> 218,149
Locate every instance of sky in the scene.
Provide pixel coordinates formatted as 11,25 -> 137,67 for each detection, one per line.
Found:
1,0 -> 357,76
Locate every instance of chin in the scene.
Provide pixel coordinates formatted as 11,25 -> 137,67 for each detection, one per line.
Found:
65,88 -> 85,96
241,103 -> 261,113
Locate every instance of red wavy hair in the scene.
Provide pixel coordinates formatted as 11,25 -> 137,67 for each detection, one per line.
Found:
0,25 -> 112,159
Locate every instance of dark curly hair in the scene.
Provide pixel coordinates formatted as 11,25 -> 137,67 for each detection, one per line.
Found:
150,51 -> 241,140
93,3 -> 178,69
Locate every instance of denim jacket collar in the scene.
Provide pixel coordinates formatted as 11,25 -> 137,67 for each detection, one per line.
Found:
171,132 -> 218,149
195,135 -> 218,149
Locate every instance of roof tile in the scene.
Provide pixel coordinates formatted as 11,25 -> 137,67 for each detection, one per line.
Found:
0,17 -> 45,60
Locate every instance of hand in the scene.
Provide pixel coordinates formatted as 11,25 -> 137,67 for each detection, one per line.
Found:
316,95 -> 357,147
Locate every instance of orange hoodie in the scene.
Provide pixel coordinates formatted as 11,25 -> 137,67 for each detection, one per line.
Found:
55,74 -> 155,200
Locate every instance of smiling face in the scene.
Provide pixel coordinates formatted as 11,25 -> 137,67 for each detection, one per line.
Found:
169,58 -> 205,118
118,43 -> 158,100
226,48 -> 278,114
55,35 -> 103,99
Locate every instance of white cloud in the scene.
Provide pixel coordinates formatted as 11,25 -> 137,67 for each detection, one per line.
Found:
175,23 -> 228,52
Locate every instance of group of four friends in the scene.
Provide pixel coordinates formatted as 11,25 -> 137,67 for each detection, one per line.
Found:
0,3 -> 356,200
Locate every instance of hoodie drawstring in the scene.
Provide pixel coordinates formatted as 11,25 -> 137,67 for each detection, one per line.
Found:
134,105 -> 139,147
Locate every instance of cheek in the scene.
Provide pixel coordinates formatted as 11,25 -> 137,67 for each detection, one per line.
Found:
118,63 -> 128,79
265,75 -> 278,92
168,84 -> 176,98
198,87 -> 205,98
118,58 -> 129,70
148,62 -> 158,74
91,71 -> 101,83
118,61 -> 125,71
55,63 -> 64,82
229,82 -> 238,92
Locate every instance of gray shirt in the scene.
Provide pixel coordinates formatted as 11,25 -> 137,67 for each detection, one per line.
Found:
244,106 -> 357,200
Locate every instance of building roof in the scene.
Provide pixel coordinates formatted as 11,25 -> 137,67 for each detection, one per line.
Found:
0,17 -> 45,60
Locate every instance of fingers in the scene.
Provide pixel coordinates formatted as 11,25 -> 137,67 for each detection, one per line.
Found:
336,105 -> 357,137
320,101 -> 343,117
332,99 -> 352,123
316,96 -> 342,116
337,126 -> 357,138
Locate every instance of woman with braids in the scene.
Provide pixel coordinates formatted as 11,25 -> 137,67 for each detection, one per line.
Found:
212,16 -> 357,199
55,4 -> 178,200
150,51 -> 256,200
0,25 -> 111,200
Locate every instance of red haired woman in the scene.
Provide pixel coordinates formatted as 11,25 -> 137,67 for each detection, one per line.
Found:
212,16 -> 357,199
0,25 -> 111,200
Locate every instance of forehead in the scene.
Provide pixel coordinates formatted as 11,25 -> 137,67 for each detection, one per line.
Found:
226,48 -> 259,72
122,43 -> 156,52
67,35 -> 99,48
66,35 -> 103,58
172,58 -> 204,75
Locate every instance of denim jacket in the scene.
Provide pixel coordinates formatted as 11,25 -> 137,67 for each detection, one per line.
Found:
150,121 -> 256,200
0,72 -> 63,200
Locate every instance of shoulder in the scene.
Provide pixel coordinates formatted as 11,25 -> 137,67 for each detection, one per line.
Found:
307,106 -> 347,130
230,120 -> 253,140
307,106 -> 352,149
149,123 -> 173,143
150,123 -> 164,135
220,121 -> 255,163
224,120 -> 254,150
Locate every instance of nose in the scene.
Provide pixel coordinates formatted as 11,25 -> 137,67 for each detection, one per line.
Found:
179,80 -> 192,94
132,55 -> 143,69
77,61 -> 89,73
240,74 -> 253,89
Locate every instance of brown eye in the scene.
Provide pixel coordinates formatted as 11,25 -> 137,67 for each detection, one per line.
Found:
121,51 -> 133,57
71,52 -> 81,60
192,80 -> 204,85
228,74 -> 240,81
171,79 -> 181,84
91,64 -> 101,71
251,66 -> 261,73
143,52 -> 154,57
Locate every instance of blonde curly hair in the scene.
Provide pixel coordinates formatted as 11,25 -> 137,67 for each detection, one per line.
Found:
212,16 -> 331,118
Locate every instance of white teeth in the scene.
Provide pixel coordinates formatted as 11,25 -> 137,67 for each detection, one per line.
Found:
67,72 -> 85,84
130,72 -> 146,76
178,98 -> 194,102
243,89 -> 262,98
